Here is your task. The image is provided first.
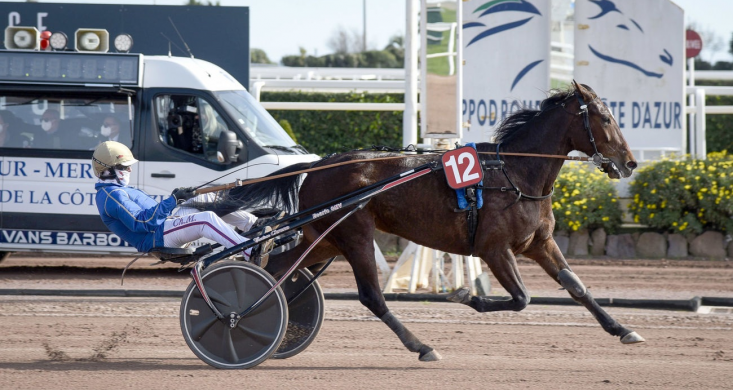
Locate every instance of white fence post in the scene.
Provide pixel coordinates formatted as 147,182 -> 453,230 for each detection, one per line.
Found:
403,0 -> 418,147
695,88 -> 706,160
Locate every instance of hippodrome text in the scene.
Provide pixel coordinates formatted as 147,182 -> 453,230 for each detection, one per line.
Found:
462,98 -> 682,129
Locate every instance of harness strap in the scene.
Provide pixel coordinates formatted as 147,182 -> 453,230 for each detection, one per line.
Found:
478,143 -> 554,209
574,91 -> 614,171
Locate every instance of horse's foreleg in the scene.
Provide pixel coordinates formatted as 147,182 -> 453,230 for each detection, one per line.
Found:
448,248 -> 531,312
524,237 -> 645,344
335,227 -> 441,362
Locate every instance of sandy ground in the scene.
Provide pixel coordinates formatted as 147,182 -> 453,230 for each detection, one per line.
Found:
1,255 -> 732,299
0,255 -> 732,389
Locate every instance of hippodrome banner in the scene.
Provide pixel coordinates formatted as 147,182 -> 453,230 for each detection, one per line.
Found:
574,0 -> 684,152
461,0 -> 551,143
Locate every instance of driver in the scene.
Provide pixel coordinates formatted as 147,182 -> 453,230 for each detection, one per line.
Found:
92,141 -> 273,263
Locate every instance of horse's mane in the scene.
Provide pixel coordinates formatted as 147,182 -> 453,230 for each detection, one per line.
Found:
493,87 -> 576,145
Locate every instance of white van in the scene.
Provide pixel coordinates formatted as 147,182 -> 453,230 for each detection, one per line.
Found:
0,30 -> 318,258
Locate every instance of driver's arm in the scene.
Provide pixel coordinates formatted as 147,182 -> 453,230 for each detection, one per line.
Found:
103,189 -> 177,233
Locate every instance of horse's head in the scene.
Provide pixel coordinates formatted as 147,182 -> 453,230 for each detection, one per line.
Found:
570,80 -> 636,179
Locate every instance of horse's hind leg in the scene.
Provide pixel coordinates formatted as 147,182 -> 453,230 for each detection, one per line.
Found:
330,220 -> 441,362
524,237 -> 645,344
448,248 -> 531,312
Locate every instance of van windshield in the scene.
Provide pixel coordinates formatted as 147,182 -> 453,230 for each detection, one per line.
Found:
215,90 -> 298,151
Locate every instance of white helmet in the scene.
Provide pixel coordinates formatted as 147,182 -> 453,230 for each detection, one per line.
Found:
92,141 -> 138,178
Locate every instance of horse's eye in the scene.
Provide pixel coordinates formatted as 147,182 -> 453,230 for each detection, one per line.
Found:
601,116 -> 611,125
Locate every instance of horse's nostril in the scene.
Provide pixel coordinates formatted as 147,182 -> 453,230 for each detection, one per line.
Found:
625,161 -> 638,170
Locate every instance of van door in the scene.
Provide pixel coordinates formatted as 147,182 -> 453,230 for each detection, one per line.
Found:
139,90 -> 253,198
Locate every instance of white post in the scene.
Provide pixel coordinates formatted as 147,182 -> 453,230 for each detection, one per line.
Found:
687,57 -> 695,156
251,81 -> 265,101
465,256 -> 477,295
407,245 -> 423,293
419,0 -> 428,138
373,241 -> 392,286
451,253 -> 464,288
695,88 -> 706,160
455,0 -> 463,139
431,250 -> 441,293
403,0 -> 419,147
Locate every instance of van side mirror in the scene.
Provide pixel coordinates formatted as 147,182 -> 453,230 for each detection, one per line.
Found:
216,130 -> 244,164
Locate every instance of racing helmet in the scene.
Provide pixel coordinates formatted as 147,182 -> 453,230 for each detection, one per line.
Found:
92,141 -> 138,178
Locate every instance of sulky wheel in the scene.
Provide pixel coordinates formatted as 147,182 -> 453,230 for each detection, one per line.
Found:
180,261 -> 288,369
272,268 -> 325,359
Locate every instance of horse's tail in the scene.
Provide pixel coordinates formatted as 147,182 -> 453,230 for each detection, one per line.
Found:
192,162 -> 312,216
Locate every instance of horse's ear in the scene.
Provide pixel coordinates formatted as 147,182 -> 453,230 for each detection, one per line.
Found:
572,79 -> 593,102
571,79 -> 581,92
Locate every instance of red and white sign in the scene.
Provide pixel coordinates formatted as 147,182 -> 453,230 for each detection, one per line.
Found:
686,29 -> 703,58
440,147 -> 483,189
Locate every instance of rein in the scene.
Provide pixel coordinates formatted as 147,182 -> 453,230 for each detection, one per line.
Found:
195,155 -> 412,194
195,149 -> 595,195
197,91 -> 610,196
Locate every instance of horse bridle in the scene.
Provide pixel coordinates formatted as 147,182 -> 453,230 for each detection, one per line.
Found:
573,91 -> 621,176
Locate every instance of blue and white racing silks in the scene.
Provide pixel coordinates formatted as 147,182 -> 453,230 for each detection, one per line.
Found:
95,183 -> 177,253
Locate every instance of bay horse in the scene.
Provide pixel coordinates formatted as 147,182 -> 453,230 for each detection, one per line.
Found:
200,81 -> 643,361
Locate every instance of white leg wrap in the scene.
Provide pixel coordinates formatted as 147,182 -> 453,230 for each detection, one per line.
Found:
558,269 -> 587,298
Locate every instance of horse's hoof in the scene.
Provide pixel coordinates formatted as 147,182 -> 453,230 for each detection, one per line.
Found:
446,287 -> 471,304
621,331 -> 645,344
419,349 -> 442,362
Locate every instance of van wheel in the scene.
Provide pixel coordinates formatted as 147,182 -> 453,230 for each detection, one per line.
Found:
0,252 -> 12,263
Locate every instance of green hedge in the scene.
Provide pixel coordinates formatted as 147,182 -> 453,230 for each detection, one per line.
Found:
552,162 -> 623,233
262,91 -> 405,155
628,151 -> 733,234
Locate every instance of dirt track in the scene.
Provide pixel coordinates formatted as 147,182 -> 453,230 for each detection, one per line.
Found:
0,256 -> 732,389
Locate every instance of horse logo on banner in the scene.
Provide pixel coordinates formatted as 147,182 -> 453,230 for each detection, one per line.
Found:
584,0 -> 673,79
463,0 -> 545,91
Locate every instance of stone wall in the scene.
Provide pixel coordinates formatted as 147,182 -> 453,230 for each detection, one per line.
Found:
552,229 -> 732,259
374,230 -> 732,260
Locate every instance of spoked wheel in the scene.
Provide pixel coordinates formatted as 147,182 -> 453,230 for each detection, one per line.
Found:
180,261 -> 288,369
272,268 -> 325,359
